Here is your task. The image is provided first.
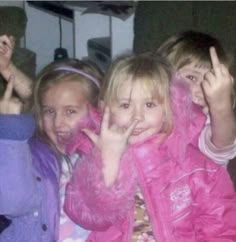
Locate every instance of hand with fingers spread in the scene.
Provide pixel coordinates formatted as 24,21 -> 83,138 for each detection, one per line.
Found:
202,47 -> 233,113
83,106 -> 139,186
0,35 -> 15,73
0,75 -> 23,114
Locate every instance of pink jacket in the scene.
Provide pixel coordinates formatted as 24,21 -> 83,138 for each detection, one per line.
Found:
64,78 -> 236,242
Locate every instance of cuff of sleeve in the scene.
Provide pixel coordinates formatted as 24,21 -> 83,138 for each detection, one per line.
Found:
0,114 -> 35,140
200,126 -> 236,163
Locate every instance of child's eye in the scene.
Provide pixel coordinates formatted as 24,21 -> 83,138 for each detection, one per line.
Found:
120,103 -> 130,109
146,102 -> 156,108
66,109 -> 77,115
186,75 -> 198,83
42,108 -> 55,115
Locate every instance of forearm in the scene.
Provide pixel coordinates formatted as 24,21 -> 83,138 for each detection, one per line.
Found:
199,126 -> 236,166
102,155 -> 121,187
210,107 -> 236,147
1,62 -> 33,101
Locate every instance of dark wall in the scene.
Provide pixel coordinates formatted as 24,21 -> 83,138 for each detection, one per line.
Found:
133,1 -> 236,55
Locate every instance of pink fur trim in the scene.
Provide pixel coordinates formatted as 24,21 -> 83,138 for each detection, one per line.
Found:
64,148 -> 137,231
66,105 -> 101,155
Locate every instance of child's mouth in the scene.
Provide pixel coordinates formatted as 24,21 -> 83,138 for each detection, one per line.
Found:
56,132 -> 72,145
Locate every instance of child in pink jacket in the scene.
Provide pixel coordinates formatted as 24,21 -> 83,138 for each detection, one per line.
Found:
157,30 -> 236,166
64,53 -> 236,242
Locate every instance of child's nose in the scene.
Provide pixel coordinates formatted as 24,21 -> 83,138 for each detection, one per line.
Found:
133,107 -> 144,121
54,113 -> 64,128
193,84 -> 203,95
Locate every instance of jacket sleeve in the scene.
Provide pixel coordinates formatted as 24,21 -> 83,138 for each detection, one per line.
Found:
0,114 -> 39,216
193,159 -> 236,241
64,148 -> 137,231
199,123 -> 236,166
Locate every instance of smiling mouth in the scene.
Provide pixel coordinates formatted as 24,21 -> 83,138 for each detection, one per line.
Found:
56,132 -> 72,144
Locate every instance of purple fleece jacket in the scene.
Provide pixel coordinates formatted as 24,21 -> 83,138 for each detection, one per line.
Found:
0,114 -> 60,242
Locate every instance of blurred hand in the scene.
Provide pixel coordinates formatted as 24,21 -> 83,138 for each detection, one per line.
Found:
0,75 -> 23,114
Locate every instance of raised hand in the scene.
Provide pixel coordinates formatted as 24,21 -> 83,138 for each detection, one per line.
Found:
202,46 -> 233,112
84,107 -> 138,156
0,35 -> 32,105
0,35 -> 15,73
0,75 -> 23,114
83,106 -> 138,186
202,47 -> 236,147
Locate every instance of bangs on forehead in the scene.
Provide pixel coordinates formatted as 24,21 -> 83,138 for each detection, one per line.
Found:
112,72 -> 131,100
115,73 -> 166,102
104,53 -> 171,104
193,59 -> 211,69
176,50 -> 212,70
137,75 -> 165,101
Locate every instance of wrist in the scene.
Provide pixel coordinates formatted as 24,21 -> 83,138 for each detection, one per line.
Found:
210,105 -> 234,117
102,158 -> 120,187
208,99 -> 233,114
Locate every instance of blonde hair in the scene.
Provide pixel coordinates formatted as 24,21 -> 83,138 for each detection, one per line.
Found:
33,58 -> 103,147
100,52 -> 173,134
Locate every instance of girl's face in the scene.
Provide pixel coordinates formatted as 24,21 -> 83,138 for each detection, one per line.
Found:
109,80 -> 166,145
178,62 -> 209,109
41,80 -> 89,154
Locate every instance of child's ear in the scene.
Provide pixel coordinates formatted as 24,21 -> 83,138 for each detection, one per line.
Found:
98,100 -> 105,112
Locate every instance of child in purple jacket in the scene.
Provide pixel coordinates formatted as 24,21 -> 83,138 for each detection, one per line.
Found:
0,35 -> 102,241
0,77 -> 60,241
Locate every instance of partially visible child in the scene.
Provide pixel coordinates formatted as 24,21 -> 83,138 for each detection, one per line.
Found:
0,34 -> 32,106
157,30 -> 236,166
64,53 -> 236,241
0,58 -> 103,241
0,34 -> 33,234
0,76 -> 59,242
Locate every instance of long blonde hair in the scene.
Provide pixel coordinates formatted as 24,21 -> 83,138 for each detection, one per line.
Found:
100,52 -> 174,135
